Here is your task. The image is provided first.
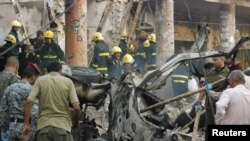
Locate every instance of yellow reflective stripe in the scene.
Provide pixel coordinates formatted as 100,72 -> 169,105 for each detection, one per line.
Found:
173,80 -> 186,83
97,68 -> 108,71
99,53 -> 109,56
43,55 -> 57,59
135,53 -> 146,56
59,61 -> 65,64
103,74 -> 108,77
147,64 -> 156,67
92,64 -> 98,68
172,75 -> 189,79
152,53 -> 156,56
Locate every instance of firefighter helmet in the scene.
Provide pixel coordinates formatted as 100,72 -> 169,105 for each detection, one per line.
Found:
4,34 -> 16,44
148,33 -> 156,42
143,40 -> 150,48
121,32 -> 128,39
122,54 -> 134,64
11,20 -> 21,27
44,30 -> 54,39
92,32 -> 104,41
111,46 -> 122,55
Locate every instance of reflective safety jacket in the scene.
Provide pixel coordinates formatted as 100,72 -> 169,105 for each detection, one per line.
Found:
38,41 -> 65,69
107,58 -> 123,80
0,42 -> 19,71
132,42 -> 146,74
119,39 -> 127,57
172,63 -> 190,97
92,41 -> 109,77
9,29 -> 20,55
145,42 -> 156,71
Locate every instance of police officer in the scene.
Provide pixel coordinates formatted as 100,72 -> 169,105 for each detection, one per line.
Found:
132,39 -> 146,74
0,35 -> 17,71
144,33 -> 156,71
196,56 -> 229,141
38,30 -> 65,73
119,32 -> 128,57
29,30 -> 44,52
18,44 -> 40,76
107,46 -> 123,80
0,63 -> 40,141
91,32 -> 109,77
9,20 -> 22,54
0,56 -> 20,141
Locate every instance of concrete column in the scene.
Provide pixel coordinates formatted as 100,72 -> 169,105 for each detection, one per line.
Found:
65,0 -> 88,66
155,0 -> 174,66
219,1 -> 235,52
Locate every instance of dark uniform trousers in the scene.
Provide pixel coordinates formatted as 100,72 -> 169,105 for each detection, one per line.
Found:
145,42 -> 156,71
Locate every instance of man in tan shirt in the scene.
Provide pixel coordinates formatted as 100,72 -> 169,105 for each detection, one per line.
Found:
22,62 -> 80,141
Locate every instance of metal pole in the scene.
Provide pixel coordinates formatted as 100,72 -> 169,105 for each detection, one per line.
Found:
65,0 -> 88,66
140,78 -> 225,113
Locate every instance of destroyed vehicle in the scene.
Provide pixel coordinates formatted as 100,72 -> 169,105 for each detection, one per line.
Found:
108,36 -> 250,141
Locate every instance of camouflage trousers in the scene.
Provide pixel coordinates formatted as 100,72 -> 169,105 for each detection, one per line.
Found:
9,122 -> 36,141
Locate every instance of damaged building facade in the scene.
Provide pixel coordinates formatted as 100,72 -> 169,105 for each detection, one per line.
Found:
0,0 -> 250,67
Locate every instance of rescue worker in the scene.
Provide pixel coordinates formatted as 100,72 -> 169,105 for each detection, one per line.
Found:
144,33 -> 156,71
0,35 -> 17,71
18,44 -> 40,76
195,56 -> 229,141
133,39 -> 146,74
9,20 -> 21,54
172,62 -> 190,97
107,46 -> 123,80
22,62 -> 80,141
0,56 -> 20,141
0,63 -> 40,141
119,32 -> 128,57
91,32 -> 109,77
29,30 -> 44,52
38,30 -> 65,73
122,53 -> 135,73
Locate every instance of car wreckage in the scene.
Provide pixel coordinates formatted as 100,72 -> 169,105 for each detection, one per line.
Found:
62,24 -> 250,141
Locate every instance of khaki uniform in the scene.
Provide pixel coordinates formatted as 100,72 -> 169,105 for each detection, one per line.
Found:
28,72 -> 79,141
205,66 -> 229,141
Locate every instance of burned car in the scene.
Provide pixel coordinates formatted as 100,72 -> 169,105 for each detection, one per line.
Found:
108,36 -> 250,141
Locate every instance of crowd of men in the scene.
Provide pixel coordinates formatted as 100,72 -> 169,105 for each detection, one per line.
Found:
0,19 -> 157,141
91,31 -> 157,80
0,19 -> 250,141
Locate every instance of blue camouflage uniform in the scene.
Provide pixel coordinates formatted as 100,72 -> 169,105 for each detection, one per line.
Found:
0,80 -> 38,141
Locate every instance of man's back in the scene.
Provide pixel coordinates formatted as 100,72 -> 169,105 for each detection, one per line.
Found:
0,70 -> 20,100
28,72 -> 78,132
216,84 -> 250,124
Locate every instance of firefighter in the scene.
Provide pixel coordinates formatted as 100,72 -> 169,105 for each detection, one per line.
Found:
9,20 -> 21,54
38,30 -> 65,73
0,35 -> 17,71
171,62 -> 191,97
119,32 -> 128,57
91,32 -> 109,77
132,39 -> 146,74
122,53 -> 135,73
144,33 -> 156,71
107,46 -> 123,80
